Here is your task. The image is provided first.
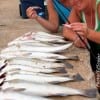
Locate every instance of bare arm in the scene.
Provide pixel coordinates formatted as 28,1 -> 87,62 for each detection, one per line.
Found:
84,3 -> 100,44
86,29 -> 100,43
69,4 -> 100,44
87,3 -> 100,43
26,0 -> 59,33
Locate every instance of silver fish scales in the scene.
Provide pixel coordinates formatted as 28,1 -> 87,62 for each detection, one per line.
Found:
1,81 -> 97,98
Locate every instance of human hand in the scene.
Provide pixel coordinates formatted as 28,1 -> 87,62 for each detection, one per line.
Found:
73,34 -> 87,48
70,22 -> 89,38
26,6 -> 41,19
63,23 -> 87,48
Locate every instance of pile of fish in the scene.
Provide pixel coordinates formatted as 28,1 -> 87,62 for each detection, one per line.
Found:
0,31 -> 97,99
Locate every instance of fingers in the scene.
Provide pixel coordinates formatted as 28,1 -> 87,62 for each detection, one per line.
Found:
71,23 -> 85,31
74,36 -> 86,48
63,23 -> 84,31
74,40 -> 86,48
26,7 -> 38,19
71,23 -> 88,34
64,22 -> 88,38
26,7 -> 34,18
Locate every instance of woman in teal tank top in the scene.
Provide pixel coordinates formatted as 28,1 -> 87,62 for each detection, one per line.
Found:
63,0 -> 100,94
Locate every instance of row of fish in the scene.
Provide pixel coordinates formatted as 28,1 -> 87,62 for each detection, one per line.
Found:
0,31 -> 97,99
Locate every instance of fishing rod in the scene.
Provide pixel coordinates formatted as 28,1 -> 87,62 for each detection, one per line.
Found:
53,0 -> 96,60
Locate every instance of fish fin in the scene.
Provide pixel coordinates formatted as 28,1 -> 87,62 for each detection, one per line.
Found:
0,78 -> 5,86
54,60 -> 63,63
63,61 -> 73,69
0,63 -> 7,71
82,88 -> 97,98
57,72 -> 70,77
52,60 -> 66,63
59,74 -> 69,77
50,81 -> 60,84
6,79 -> 21,83
14,88 -> 26,92
4,59 -> 8,63
3,87 -> 15,92
66,56 -> 79,61
58,67 -> 67,73
49,41 -> 67,44
53,93 -> 68,96
72,73 -> 84,81
0,72 -> 6,78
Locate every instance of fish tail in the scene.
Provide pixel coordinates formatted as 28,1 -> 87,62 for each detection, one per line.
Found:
72,73 -> 84,81
82,88 -> 97,98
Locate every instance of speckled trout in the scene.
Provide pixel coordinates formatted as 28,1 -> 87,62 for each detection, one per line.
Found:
0,90 -> 50,100
3,71 -> 83,84
2,64 -> 66,74
1,81 -> 97,98
6,57 -> 68,69
1,43 -> 73,53
0,52 -> 79,61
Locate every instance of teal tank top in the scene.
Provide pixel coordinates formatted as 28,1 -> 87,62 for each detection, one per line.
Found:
81,0 -> 100,51
53,0 -> 71,24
